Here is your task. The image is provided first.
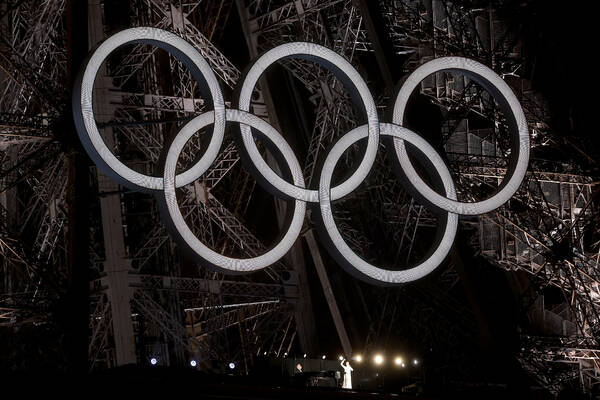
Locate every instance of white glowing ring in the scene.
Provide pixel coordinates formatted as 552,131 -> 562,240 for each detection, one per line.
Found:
161,109 -> 306,272
392,57 -> 529,215
73,27 -> 226,192
73,29 -> 530,283
319,122 -> 458,284
237,42 -> 379,202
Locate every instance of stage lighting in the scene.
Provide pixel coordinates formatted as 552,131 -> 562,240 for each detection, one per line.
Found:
354,355 -> 362,363
401,363 -> 406,368
394,357 -> 403,365
374,354 -> 384,365
338,355 -> 344,361
190,360 -> 197,367
150,357 -> 157,365
229,362 -> 235,370
413,359 -> 419,365
322,355 -> 326,360
303,353 -> 307,358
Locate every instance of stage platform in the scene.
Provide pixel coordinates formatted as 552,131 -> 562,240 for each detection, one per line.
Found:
5,365 -> 556,399
5,365 -> 440,399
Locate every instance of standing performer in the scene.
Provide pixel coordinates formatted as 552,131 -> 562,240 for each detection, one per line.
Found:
340,359 -> 354,389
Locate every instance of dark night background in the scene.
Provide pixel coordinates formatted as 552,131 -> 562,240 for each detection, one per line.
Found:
0,1 -> 598,398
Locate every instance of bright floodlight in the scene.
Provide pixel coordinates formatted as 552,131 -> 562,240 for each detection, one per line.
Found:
229,362 -> 235,370
284,352 -> 288,357
322,355 -> 326,360
303,353 -> 307,358
394,357 -> 403,365
374,354 -> 384,365
338,355 -> 344,361
413,359 -> 419,365
354,355 -> 362,363
401,363 -> 406,368
150,358 -> 157,365
190,360 -> 197,367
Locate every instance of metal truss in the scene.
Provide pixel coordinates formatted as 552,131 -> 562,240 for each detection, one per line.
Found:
433,70 -> 600,393
89,293 -> 114,370
241,0 -> 395,271
127,274 -> 289,301
110,0 -> 277,264
378,0 -> 600,394
242,0 -> 365,185
0,0 -> 68,331
131,288 -> 221,365
244,0 -> 600,394
0,0 -> 299,372
243,0 -> 467,354
1,2 -> 599,396
90,0 -> 299,368
519,335 -> 600,396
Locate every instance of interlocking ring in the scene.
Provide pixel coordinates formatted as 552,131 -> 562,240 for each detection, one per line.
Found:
161,109 -> 307,273
73,27 -> 226,192
392,57 -> 530,215
73,27 -> 529,285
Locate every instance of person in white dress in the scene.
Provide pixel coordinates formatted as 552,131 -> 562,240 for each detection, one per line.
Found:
340,359 -> 354,389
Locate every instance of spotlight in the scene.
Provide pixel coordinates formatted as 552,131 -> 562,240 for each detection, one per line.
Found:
338,355 -> 344,361
190,360 -> 197,367
401,363 -> 406,368
150,357 -> 157,365
394,357 -> 403,366
303,353 -> 307,358
229,362 -> 235,370
322,355 -> 326,360
263,351 -> 267,356
413,359 -> 419,365
374,354 -> 384,365
284,352 -> 288,357
354,355 -> 362,363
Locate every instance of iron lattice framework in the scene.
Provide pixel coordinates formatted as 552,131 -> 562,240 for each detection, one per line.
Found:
1,0 -> 599,396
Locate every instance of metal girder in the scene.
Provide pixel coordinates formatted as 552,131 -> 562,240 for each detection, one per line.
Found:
193,0 -> 234,43
111,0 -> 240,89
519,335 -> 600,396
248,0 -> 345,35
300,3 -> 363,186
129,274 -> 289,300
0,0 -> 70,331
0,0 -> 67,112
81,0 -> 298,370
89,293 -> 113,370
87,0 -> 136,366
105,0 -> 281,280
132,288 -> 221,363
187,300 -> 279,339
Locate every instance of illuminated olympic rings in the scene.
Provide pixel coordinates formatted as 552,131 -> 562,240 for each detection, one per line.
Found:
73,27 -> 529,284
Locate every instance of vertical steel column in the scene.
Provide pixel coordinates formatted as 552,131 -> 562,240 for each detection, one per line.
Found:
87,0 -> 136,366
